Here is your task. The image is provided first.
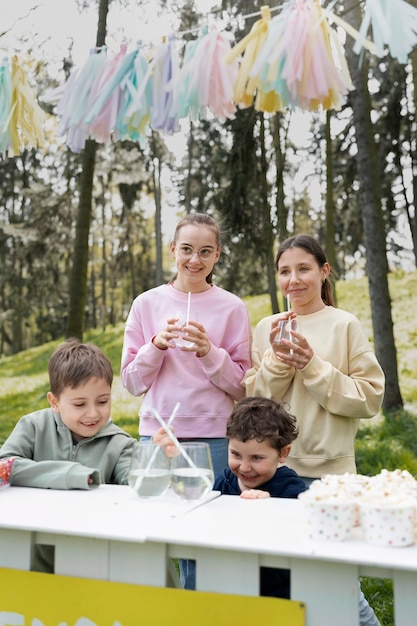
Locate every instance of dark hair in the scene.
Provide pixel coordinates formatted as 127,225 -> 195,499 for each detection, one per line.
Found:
172,212 -> 221,284
275,234 -> 336,306
48,339 -> 113,397
226,397 -> 299,452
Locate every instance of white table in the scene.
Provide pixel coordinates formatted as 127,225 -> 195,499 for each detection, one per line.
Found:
1,485 -> 416,625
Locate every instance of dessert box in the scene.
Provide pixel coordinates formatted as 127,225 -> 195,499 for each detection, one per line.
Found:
299,469 -> 417,546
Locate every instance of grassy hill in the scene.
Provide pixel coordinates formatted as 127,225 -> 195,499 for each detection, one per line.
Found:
0,268 -> 416,445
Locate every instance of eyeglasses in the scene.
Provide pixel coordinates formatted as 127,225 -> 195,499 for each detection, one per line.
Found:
176,245 -> 217,261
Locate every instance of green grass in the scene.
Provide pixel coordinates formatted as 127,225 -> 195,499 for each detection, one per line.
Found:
1,269 -> 417,625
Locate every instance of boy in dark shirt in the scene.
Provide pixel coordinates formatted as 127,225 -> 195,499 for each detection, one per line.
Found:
214,396 -> 306,599
214,396 -> 306,501
180,396 -> 306,596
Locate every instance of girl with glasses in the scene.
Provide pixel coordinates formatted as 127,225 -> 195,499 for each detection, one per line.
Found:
121,212 -> 252,481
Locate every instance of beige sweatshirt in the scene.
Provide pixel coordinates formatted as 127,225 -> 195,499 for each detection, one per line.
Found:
243,306 -> 385,478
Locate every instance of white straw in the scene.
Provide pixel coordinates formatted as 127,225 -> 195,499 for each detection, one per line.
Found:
134,402 -> 180,492
151,408 -> 212,489
287,294 -> 291,311
144,402 -> 180,473
186,291 -> 191,326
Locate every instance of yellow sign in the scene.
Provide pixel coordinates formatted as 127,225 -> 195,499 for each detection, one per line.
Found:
0,568 -> 305,625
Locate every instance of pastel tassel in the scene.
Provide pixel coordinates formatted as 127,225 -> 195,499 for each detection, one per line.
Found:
9,55 -> 46,156
114,44 -> 152,145
0,58 -> 12,153
225,5 -> 274,110
57,48 -> 107,152
169,28 -> 207,120
169,24 -> 238,121
353,0 -> 417,64
150,34 -> 180,133
85,43 -> 129,144
251,0 -> 351,111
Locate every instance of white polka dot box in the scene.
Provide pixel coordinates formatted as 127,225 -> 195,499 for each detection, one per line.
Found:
298,469 -> 417,547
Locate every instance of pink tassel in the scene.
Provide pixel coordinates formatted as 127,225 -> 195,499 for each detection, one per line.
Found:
86,43 -> 129,144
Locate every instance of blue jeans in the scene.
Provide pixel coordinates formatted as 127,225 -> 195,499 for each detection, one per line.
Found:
176,438 -> 228,589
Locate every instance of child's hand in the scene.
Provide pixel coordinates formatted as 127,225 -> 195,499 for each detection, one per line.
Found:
152,426 -> 176,458
240,489 -> 270,499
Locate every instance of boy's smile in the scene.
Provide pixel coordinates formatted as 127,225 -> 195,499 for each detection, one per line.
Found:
228,437 -> 285,491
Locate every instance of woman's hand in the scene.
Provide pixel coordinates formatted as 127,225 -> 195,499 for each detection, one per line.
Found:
273,326 -> 314,370
240,489 -> 270,499
269,313 -> 294,345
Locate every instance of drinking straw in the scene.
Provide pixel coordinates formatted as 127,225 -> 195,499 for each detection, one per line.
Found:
186,291 -> 191,326
145,402 -> 180,472
151,408 -> 213,489
287,293 -> 291,311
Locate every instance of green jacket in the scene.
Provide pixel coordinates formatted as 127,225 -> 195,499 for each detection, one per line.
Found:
0,408 -> 137,489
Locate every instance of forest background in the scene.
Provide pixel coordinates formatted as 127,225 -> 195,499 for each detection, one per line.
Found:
1,0 -> 417,417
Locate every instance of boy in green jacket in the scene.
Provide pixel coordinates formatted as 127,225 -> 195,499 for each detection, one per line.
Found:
0,338 -> 137,489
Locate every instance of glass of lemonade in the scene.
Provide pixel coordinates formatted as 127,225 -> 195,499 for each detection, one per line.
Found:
128,441 -> 171,498
170,442 -> 214,500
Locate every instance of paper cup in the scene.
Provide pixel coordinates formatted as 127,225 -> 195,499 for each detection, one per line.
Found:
299,492 -> 356,541
359,500 -> 416,547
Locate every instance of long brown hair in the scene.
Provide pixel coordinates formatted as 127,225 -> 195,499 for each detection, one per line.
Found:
275,234 -> 336,307
172,213 -> 221,284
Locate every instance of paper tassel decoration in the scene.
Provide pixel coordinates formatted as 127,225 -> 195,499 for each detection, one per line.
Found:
9,0 -> 416,155
250,0 -> 351,111
57,48 -> 108,152
114,44 -> 152,145
225,5 -> 283,112
168,24 -> 238,121
9,55 -> 46,156
0,58 -> 12,153
150,34 -> 180,133
353,0 -> 417,64
83,43 -> 130,144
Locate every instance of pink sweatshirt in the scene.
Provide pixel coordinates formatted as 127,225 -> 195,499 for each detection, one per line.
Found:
121,284 -> 252,438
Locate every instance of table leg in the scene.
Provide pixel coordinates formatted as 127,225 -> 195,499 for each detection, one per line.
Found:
110,541 -> 169,587
194,547 -> 259,595
0,529 -> 31,570
291,558 -> 359,626
393,570 -> 417,626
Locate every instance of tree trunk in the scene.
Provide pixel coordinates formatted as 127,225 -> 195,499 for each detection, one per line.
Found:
66,0 -> 110,339
344,0 -> 403,409
325,110 -> 337,305
271,112 -> 288,243
151,132 -> 163,286
407,47 -> 417,263
260,116 -> 279,313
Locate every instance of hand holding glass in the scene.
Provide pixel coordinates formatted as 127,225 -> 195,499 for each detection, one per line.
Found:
174,311 -> 198,348
272,319 -> 302,355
